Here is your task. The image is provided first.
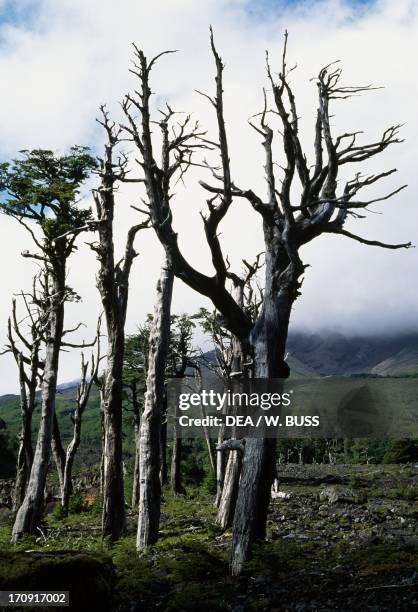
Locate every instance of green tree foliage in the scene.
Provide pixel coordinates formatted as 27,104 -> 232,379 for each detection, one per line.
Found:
0,147 -> 96,244
123,324 -> 151,408
383,439 -> 418,464
167,314 -> 196,377
125,313 -> 197,386
276,438 -> 395,465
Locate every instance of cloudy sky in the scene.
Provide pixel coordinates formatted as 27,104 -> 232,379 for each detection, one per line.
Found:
0,0 -> 417,393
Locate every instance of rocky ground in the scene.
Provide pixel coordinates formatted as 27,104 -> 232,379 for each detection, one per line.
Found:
0,464 -> 417,611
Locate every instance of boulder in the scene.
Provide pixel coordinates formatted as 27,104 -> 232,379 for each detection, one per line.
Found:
319,485 -> 367,505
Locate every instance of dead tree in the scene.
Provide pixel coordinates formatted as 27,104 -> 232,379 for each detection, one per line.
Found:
123,329 -> 149,508
137,257 -> 174,549
167,314 -> 197,496
121,31 -> 411,573
61,319 -> 102,513
122,95 -> 207,549
159,388 -> 168,486
132,391 -> 142,506
130,377 -> 142,507
192,364 -> 216,473
0,148 -> 96,542
2,286 -> 44,512
91,108 -> 149,541
216,255 -> 264,526
197,254 -> 262,519
196,307 -> 234,506
51,410 -> 66,501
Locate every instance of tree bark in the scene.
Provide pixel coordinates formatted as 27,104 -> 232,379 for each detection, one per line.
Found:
230,240 -> 294,575
160,415 -> 168,486
131,398 -> 141,508
101,334 -> 127,539
137,260 -> 174,550
170,399 -> 186,495
13,441 -> 30,513
214,423 -> 226,507
132,436 -> 140,508
195,369 -> 216,474
51,411 -> 66,500
61,426 -> 79,513
12,269 -> 65,541
216,450 -> 242,528
99,401 -> 105,496
61,345 -> 100,513
12,355 -> 35,513
215,304 -> 246,519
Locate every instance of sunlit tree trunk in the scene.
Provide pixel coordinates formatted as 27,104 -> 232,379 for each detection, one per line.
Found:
137,260 -> 174,550
12,267 -> 65,541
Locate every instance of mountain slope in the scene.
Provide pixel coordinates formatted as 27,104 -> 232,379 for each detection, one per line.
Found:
286,331 -> 418,376
371,347 -> 418,376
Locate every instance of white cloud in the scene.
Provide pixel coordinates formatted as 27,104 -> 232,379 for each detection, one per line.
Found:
0,0 -> 417,393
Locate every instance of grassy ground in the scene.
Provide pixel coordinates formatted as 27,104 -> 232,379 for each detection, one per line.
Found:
0,463 -> 417,611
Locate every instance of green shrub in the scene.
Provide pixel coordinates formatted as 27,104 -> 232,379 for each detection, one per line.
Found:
51,493 -> 88,521
391,483 -> 418,501
200,470 -> 217,496
383,439 -> 418,464
68,493 -> 87,514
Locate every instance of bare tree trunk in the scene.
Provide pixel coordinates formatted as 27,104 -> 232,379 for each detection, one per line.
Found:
61,435 -> 78,513
102,338 -> 126,539
61,346 -> 100,514
137,260 -> 174,550
230,433 -> 277,575
128,378 -> 141,507
215,319 -> 246,518
170,400 -> 186,495
100,402 -> 105,496
93,109 -> 147,540
195,369 -> 216,474
131,415 -> 141,508
160,417 -> 168,486
215,425 -> 242,522
51,411 -> 66,500
12,272 -> 65,542
216,450 -> 242,528
214,423 -> 226,507
13,444 -> 30,513
230,247 -> 293,575
12,356 -> 35,513
132,440 -> 140,507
